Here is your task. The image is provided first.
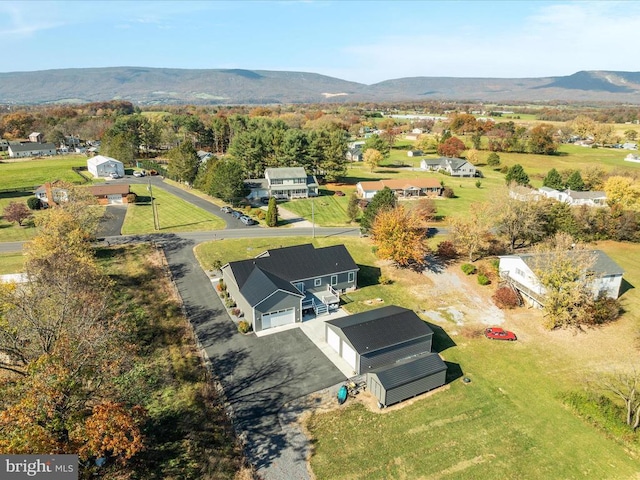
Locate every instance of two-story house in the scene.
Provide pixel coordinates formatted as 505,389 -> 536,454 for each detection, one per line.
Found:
221,244 -> 359,333
264,167 -> 319,199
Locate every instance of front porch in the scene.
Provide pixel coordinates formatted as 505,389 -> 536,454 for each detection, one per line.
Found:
302,285 -> 340,316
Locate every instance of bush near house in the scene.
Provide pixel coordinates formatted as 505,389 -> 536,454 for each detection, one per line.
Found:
27,197 -> 41,210
477,274 -> 490,285
461,263 -> 477,275
492,286 -> 521,309
237,320 -> 251,334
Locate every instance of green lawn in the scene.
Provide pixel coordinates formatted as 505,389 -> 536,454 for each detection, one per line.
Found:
0,156 -> 90,190
0,193 -> 41,242
0,252 -> 25,274
121,185 -> 225,235
280,190 -> 354,227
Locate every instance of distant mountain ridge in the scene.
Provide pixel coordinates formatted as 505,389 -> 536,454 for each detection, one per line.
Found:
2,67 -> 640,105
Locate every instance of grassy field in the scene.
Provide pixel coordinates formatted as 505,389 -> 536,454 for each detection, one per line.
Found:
281,190 -> 355,227
0,252 -> 25,274
194,235 -> 640,479
0,192 -> 40,242
121,184 -> 226,235
0,156 -> 90,189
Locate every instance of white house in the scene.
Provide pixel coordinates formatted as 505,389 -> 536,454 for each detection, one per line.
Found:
8,143 -> 56,158
499,250 -> 624,308
420,157 -> 476,177
537,187 -> 607,207
87,155 -> 125,178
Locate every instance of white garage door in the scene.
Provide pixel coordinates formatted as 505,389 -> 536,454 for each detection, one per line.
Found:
327,329 -> 340,353
341,343 -> 357,370
262,308 -> 295,329
107,194 -> 123,204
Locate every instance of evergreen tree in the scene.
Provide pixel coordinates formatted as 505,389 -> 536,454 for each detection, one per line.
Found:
505,164 -> 529,186
266,197 -> 278,227
209,159 -> 247,203
360,187 -> 396,232
565,170 -> 585,191
167,141 -> 199,184
487,152 -> 501,167
347,192 -> 360,223
543,168 -> 564,190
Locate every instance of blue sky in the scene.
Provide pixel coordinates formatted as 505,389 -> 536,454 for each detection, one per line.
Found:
2,1 -> 638,84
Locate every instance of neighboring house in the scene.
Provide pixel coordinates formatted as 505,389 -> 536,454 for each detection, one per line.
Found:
420,157 -> 477,177
622,142 -> 638,150
407,149 -> 423,157
356,178 -> 442,199
509,185 -> 541,201
88,184 -> 131,205
405,133 -> 420,141
325,305 -> 447,407
537,187 -> 607,207
625,153 -> 640,163
222,244 -> 359,333
29,132 -> 43,143
264,167 -> 319,199
8,142 -> 56,158
87,155 -> 125,178
62,135 -> 81,147
346,147 -> 363,162
499,250 -> 624,308
35,182 -> 131,206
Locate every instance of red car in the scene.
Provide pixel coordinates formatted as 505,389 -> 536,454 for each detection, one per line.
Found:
484,327 -> 517,341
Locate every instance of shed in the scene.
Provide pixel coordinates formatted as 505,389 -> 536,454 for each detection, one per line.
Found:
366,353 -> 447,407
325,305 -> 434,375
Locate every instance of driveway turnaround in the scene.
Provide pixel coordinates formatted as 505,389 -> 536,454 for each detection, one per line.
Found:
161,237 -> 346,479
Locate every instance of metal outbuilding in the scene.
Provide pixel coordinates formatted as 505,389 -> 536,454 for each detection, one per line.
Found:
366,353 -> 447,407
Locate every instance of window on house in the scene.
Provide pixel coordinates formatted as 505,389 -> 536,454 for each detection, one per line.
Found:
314,278 -> 321,287
331,275 -> 338,286
348,272 -> 355,283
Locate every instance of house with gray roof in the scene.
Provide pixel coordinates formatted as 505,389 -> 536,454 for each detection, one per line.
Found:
537,187 -> 607,207
325,305 -> 447,407
8,142 -> 56,158
265,167 -> 319,199
222,244 -> 358,333
420,157 -> 476,177
499,250 -> 624,308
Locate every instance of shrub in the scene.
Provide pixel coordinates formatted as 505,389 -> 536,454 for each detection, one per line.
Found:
461,263 -> 476,275
583,296 -> 622,325
492,286 -> 520,309
27,197 -> 41,210
217,279 -> 226,291
442,186 -> 455,198
378,275 -> 393,285
126,192 -> 138,203
500,165 -> 509,174
477,274 -> 490,285
437,241 -> 458,259
237,320 -> 251,334
244,206 -> 252,214
231,307 -> 241,317
225,298 -> 236,308
256,210 -> 266,220
475,180 -> 482,189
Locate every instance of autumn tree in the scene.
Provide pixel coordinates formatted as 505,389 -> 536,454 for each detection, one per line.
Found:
582,165 -> 606,190
414,197 -> 437,224
604,176 -> 640,211
624,129 -> 638,142
505,164 -> 529,186
493,194 -> 547,251
598,368 -> 640,430
465,148 -> 479,165
363,148 -> 383,172
531,233 -> 598,329
528,123 -> 558,154
593,124 -> 615,147
437,136 -> 466,157
448,203 -> 493,261
371,206 -> 428,268
360,186 -> 396,232
3,202 -> 32,226
569,115 -> 596,138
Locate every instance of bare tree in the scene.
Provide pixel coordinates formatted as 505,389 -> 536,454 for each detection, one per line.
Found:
599,367 -> 640,430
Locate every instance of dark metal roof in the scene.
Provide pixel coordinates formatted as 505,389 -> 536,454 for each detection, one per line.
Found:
326,305 -> 433,354
370,352 -> 447,390
239,266 -> 303,307
9,142 -> 56,152
230,244 -> 358,287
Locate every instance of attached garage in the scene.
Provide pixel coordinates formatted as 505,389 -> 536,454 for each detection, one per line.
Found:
366,353 -> 447,407
89,184 -> 130,205
107,193 -> 124,204
261,308 -> 295,329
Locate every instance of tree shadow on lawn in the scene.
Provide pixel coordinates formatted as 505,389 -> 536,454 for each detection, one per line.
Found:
422,254 -> 457,274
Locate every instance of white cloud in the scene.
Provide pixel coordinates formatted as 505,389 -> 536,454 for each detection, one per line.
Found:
0,2 -> 66,38
338,2 -> 640,83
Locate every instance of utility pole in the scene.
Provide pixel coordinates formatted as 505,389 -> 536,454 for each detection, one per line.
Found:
148,180 -> 159,230
311,195 -> 315,239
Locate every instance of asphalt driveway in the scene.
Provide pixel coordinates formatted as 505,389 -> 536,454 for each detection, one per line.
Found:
161,236 -> 345,478
96,205 -> 127,237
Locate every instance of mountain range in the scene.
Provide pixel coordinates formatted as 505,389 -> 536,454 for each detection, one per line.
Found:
2,67 -> 640,105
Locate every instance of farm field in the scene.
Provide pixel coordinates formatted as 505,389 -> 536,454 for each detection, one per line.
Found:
0,156 -> 90,190
121,184 -> 225,235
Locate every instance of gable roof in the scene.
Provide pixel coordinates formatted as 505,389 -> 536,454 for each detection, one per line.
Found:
370,352 -> 447,389
508,250 -> 624,276
89,184 -> 130,196
240,266 -> 303,306
88,155 -> 123,166
566,190 -> 606,200
265,167 -> 307,179
227,243 -> 358,290
326,305 -> 433,354
9,142 -> 55,152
